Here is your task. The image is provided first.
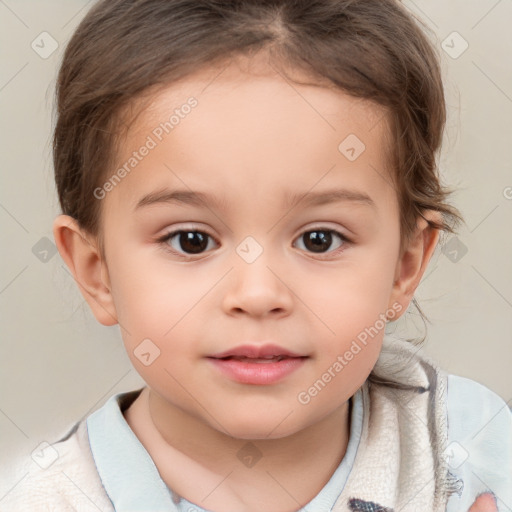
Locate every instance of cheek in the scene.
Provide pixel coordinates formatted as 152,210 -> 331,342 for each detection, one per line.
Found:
298,247 -> 398,383
290,275 -> 392,398
307,261 -> 396,340
108,245 -> 191,320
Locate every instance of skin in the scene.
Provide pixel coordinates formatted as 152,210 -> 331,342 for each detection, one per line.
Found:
54,53 -> 444,512
468,493 -> 498,512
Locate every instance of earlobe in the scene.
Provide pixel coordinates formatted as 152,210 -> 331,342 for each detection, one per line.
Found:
388,211 -> 441,316
52,215 -> 118,326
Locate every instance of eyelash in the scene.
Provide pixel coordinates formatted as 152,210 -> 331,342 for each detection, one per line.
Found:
156,226 -> 351,259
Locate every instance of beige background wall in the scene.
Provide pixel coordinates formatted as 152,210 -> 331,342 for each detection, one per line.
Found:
1,0 -> 511,493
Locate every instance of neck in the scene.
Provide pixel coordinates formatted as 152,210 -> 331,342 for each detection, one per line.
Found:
125,387 -> 351,512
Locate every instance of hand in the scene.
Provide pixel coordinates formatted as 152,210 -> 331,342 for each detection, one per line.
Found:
468,492 -> 498,512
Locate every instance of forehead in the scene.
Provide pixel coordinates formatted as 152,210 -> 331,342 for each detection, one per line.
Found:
107,56 -> 395,214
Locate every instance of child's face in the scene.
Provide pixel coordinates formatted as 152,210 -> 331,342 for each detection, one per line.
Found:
87,58 -> 416,438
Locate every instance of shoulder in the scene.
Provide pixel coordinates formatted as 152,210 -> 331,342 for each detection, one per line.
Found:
446,374 -> 512,434
445,374 -> 512,511
0,421 -> 114,512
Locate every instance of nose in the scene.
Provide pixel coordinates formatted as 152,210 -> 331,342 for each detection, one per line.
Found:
222,250 -> 294,319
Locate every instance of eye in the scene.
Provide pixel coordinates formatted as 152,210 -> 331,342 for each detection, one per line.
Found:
293,228 -> 349,254
158,230 -> 218,256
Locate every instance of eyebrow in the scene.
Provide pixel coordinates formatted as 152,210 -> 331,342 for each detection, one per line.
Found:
285,189 -> 375,210
134,188 -> 227,212
134,187 -> 376,212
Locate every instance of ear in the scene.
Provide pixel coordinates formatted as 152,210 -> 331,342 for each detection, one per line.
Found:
387,211 -> 441,318
53,214 -> 118,326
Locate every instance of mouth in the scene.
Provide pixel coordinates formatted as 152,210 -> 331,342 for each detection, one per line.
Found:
207,344 -> 308,385
212,355 -> 294,363
208,343 -> 307,360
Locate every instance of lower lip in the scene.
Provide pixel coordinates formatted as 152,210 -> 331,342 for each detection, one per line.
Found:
208,357 -> 307,385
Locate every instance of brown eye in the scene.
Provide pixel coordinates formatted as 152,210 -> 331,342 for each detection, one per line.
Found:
294,229 -> 346,254
164,230 -> 214,254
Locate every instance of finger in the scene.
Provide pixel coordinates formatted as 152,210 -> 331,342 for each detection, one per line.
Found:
467,492 -> 498,512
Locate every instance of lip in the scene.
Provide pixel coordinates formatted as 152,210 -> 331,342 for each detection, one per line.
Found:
207,344 -> 308,385
208,343 -> 305,359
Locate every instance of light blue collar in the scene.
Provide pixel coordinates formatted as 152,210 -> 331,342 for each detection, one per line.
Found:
87,387 -> 364,512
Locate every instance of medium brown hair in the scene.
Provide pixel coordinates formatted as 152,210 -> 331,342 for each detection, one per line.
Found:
53,0 -> 461,255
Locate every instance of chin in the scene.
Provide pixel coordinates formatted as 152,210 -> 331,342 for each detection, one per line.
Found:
216,411 -> 303,441
227,425 -> 296,441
